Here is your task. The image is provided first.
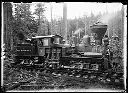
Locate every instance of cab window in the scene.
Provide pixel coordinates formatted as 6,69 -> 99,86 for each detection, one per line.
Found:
43,38 -> 49,46
54,38 -> 60,44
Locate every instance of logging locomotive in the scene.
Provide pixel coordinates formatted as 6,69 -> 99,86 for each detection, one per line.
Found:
13,22 -> 112,74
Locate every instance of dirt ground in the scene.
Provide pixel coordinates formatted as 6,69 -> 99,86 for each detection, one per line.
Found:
2,57 -> 126,92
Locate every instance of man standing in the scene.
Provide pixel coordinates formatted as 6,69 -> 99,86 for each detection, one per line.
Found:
102,35 -> 110,70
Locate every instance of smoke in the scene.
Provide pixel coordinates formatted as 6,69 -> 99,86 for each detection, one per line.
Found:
99,13 -> 116,24
74,28 -> 82,35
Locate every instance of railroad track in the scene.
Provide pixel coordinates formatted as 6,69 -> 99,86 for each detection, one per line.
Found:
5,77 -> 36,91
4,63 -> 124,91
5,69 -> 94,90
4,69 -> 124,91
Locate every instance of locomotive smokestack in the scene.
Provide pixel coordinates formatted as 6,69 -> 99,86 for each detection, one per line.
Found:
63,2 -> 67,42
90,22 -> 108,45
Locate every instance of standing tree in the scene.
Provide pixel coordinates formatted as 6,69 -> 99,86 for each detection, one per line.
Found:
3,2 -> 13,51
12,3 -> 39,45
47,21 -> 51,35
34,2 -> 46,36
13,3 -> 37,38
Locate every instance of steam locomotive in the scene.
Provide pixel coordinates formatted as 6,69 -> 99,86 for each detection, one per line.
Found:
13,22 -> 111,74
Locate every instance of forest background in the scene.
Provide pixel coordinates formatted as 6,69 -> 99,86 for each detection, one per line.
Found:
3,2 -> 124,53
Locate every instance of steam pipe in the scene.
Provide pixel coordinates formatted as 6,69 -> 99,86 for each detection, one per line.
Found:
63,2 -> 67,42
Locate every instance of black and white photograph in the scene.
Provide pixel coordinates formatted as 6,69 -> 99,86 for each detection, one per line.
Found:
1,2 -> 127,92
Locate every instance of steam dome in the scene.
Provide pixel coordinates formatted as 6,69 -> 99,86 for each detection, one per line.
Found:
82,35 -> 90,46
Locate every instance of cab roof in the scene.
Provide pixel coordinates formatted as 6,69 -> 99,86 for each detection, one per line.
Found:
32,34 -> 63,39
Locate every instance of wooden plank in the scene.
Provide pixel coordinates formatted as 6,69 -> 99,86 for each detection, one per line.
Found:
5,77 -> 36,91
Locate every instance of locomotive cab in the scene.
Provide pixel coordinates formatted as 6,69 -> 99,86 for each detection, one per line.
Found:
31,35 -> 63,56
14,34 -> 63,68
32,35 -> 63,69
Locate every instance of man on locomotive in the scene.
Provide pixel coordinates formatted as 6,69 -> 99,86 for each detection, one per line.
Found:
102,35 -> 112,70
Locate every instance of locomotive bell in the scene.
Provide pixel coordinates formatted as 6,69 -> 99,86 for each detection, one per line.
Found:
90,22 -> 107,45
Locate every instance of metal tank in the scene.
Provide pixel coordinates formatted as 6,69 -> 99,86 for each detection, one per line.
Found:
82,35 -> 90,46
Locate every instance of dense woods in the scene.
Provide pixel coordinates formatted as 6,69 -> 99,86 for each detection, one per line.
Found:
3,2 -> 124,53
